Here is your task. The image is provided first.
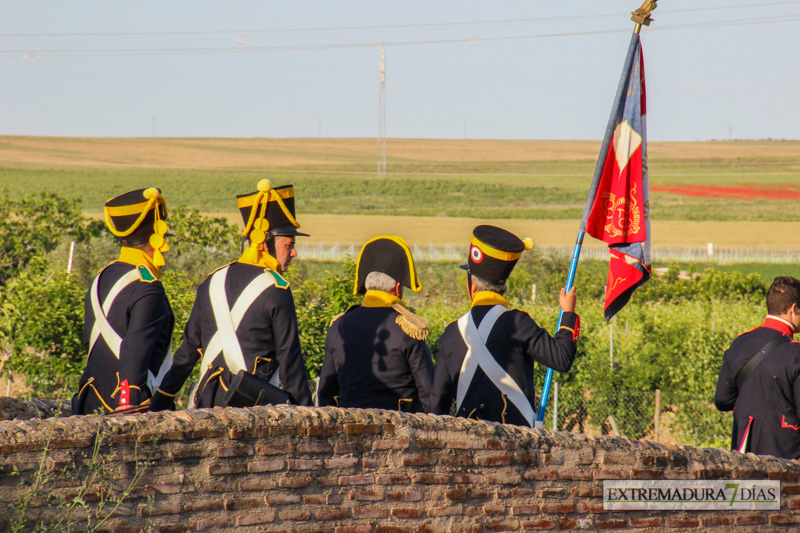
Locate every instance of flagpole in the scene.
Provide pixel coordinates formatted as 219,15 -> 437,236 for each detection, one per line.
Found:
535,2 -> 656,429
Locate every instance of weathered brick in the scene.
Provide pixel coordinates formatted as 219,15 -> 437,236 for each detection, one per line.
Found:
350,490 -> 385,501
700,516 -> 732,527
497,487 -> 534,498
224,497 -> 262,510
184,500 -> 223,512
257,442 -> 293,455
316,509 -> 352,521
789,496 -> 800,509
344,423 -> 382,436
511,505 -> 538,515
770,514 -> 800,524
153,483 -> 195,495
594,518 -> 627,529
352,508 -> 389,519
296,441 -> 332,454
629,515 -> 664,528
377,474 -> 412,484
334,442 -> 362,454
559,470 -> 593,481
483,504 -> 506,515
769,470 -> 800,482
444,488 -> 467,500
520,518 -> 556,530
575,501 -> 605,514
236,512 -> 276,526
372,439 -> 410,450
208,462 -> 246,475
307,424 -> 342,437
540,502 -> 574,514
403,491 -> 424,502
325,457 -> 359,469
448,439 -> 484,449
428,505 -> 463,517
335,526 -> 372,533
196,517 -> 229,531
475,452 -> 511,466
539,487 -> 568,498
631,469 -> 663,480
485,472 -> 521,485
470,488 -> 492,499
362,457 -> 381,468
279,475 -> 315,488
339,474 -> 374,485
376,527 -> 410,533
735,514 -> 767,525
266,492 -> 302,505
303,493 -> 326,504
524,469 -> 557,481
140,502 -> 182,517
248,459 -> 285,473
440,454 -> 475,467
782,484 -> 800,495
451,473 -> 482,484
593,469 -> 626,480
403,453 -> 435,466
486,519 -> 521,531
417,438 -> 446,449
267,426 -> 305,437
392,508 -> 424,518
318,475 -> 340,487
217,444 -> 254,458
664,517 -> 700,527
167,445 -> 207,459
288,458 -> 323,470
279,509 -> 312,521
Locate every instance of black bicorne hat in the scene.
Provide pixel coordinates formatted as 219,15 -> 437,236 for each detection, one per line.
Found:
354,236 -> 423,295
104,187 -> 171,247
462,225 -> 533,285
237,180 -> 309,239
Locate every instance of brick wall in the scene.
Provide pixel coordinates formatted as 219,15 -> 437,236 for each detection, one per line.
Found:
1,404 -> 799,531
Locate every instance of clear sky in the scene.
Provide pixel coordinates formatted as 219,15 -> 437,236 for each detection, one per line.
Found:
1,1 -> 798,141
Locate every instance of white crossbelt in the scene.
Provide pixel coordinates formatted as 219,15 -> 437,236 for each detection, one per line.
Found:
89,268 -> 173,395
189,266 -> 277,407
456,305 -> 537,427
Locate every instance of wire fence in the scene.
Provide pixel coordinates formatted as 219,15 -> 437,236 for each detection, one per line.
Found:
298,243 -> 800,264
545,386 -> 732,450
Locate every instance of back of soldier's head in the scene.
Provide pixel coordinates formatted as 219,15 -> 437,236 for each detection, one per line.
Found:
766,276 -> 800,315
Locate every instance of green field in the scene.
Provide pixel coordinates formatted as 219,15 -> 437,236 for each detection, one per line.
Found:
2,136 -> 799,224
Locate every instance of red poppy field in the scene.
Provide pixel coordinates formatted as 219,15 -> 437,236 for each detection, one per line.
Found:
652,184 -> 800,200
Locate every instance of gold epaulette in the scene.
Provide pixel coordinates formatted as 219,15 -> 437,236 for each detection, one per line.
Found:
392,303 -> 428,341
329,312 -> 345,328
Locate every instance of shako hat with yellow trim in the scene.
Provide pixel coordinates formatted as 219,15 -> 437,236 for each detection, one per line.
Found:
463,225 -> 533,285
104,187 -> 172,247
354,236 -> 423,295
237,180 -> 309,239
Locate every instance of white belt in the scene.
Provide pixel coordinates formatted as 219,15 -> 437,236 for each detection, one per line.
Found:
189,266 -> 276,407
457,305 -> 537,426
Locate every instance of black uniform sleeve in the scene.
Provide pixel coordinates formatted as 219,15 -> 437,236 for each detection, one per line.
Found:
430,324 -> 460,415
150,286 -> 205,411
270,287 -> 313,406
714,347 -> 737,412
317,328 -> 341,407
520,311 -> 577,373
118,282 -> 172,406
406,338 -> 435,412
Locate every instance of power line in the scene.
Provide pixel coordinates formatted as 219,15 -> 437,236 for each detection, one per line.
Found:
2,1 -> 797,38
2,14 -> 798,58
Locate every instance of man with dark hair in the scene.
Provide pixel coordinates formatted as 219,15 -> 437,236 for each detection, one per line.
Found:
73,187 -> 175,414
318,236 -> 434,412
430,225 -> 578,427
150,179 -> 313,410
715,276 -> 800,459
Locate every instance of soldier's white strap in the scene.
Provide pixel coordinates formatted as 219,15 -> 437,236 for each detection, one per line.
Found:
88,269 -> 141,357
189,266 -> 276,407
456,305 -> 537,427
147,343 -> 173,395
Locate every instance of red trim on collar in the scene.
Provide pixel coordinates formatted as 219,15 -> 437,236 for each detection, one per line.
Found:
763,316 -> 795,338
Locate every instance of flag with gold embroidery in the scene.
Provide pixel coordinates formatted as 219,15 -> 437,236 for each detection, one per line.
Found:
585,38 -> 651,321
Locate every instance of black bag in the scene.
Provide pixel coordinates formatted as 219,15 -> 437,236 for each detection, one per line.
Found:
224,370 -> 290,407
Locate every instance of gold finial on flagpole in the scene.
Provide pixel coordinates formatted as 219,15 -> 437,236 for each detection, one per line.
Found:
631,1 -> 657,26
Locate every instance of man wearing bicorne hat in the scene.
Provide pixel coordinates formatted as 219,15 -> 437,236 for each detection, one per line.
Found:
318,236 -> 434,413
150,180 -> 313,410
73,187 -> 175,415
430,225 -> 578,427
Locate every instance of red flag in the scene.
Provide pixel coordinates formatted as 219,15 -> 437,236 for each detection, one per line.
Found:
586,43 -> 651,321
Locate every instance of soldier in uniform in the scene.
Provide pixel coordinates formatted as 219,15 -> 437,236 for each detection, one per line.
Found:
149,180 -> 312,410
73,187 -> 175,415
318,236 -> 434,412
715,276 -> 800,459
429,225 -> 578,427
